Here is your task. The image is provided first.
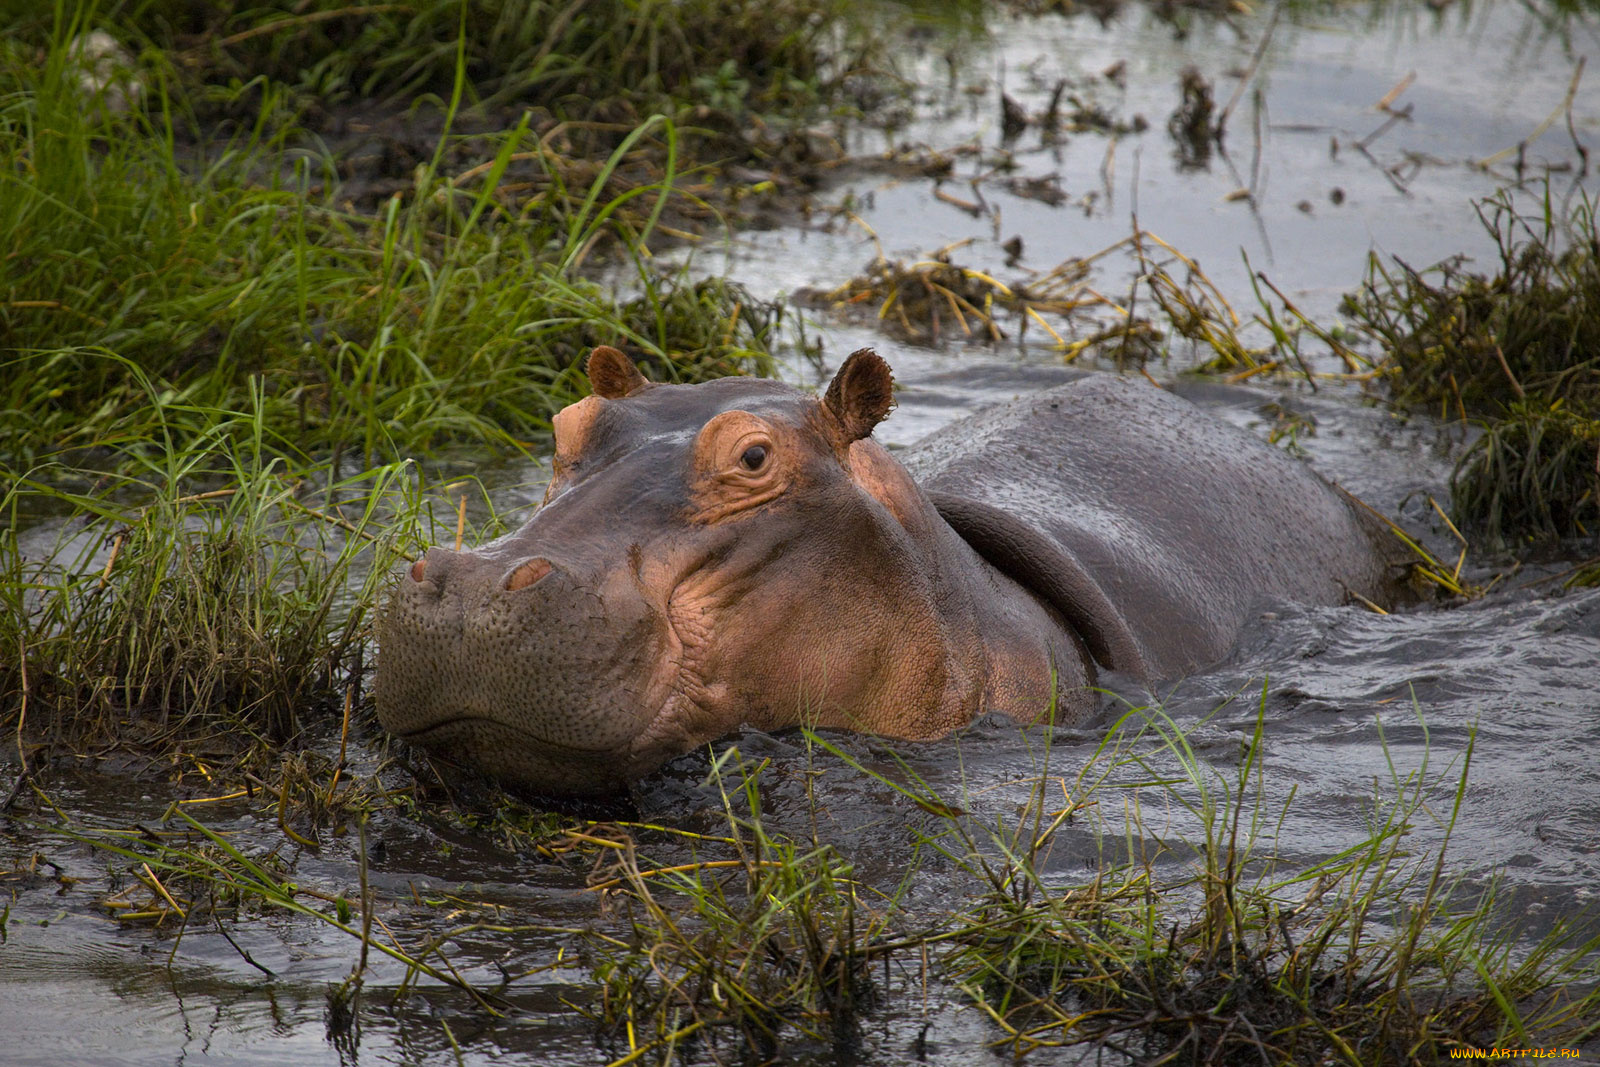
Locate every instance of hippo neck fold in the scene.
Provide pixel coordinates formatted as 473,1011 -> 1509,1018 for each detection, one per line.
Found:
840,438 -> 1098,729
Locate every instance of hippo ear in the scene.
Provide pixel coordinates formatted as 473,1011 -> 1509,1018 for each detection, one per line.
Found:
822,348 -> 894,443
586,345 -> 651,399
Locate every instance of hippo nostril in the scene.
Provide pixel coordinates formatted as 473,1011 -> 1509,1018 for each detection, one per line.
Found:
410,558 -> 427,583
506,557 -> 553,591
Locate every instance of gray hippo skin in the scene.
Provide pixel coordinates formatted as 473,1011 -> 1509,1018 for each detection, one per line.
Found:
375,347 -> 1402,795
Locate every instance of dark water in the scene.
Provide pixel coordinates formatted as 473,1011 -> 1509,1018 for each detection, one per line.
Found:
4,1 -> 1600,1063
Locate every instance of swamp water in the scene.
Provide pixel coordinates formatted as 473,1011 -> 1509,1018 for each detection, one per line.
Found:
3,1 -> 1599,1063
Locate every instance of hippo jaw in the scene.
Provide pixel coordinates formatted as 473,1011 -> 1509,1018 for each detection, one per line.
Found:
375,538 -> 701,796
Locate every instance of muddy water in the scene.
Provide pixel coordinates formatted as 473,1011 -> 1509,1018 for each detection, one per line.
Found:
4,2 -> 1600,1064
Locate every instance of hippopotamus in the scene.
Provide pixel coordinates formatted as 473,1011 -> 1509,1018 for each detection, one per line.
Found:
375,346 -> 1403,795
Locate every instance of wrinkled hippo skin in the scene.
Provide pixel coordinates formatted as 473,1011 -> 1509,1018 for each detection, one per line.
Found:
375,347 -> 1404,795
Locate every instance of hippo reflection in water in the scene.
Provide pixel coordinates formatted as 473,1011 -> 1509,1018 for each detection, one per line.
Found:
375,346 -> 1403,795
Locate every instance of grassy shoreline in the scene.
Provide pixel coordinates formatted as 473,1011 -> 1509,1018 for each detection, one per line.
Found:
9,696 -> 1596,1064
1,41 -> 798,466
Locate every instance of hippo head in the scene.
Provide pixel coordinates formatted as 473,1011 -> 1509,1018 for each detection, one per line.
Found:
375,347 -> 986,795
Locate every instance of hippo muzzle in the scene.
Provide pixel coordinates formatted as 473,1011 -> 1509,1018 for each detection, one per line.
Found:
374,540 -> 683,795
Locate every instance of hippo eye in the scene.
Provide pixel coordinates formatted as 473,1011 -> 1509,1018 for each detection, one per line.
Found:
739,444 -> 768,471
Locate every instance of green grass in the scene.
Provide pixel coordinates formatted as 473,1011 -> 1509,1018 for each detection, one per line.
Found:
913,701 -> 1599,1061
0,0 -> 846,117
0,31 -> 786,467
583,749 -> 881,1061
1,391 -> 436,761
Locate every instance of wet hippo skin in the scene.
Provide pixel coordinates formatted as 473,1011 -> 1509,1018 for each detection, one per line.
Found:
375,346 -> 1403,795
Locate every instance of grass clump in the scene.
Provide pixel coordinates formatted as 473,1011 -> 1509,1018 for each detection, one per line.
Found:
1135,235 -> 1367,381
0,396 -> 433,767
584,752 -> 882,1063
797,237 -> 1129,349
1343,188 -> 1600,545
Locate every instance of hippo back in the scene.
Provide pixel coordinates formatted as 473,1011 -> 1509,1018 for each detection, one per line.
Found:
902,375 -> 1400,681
